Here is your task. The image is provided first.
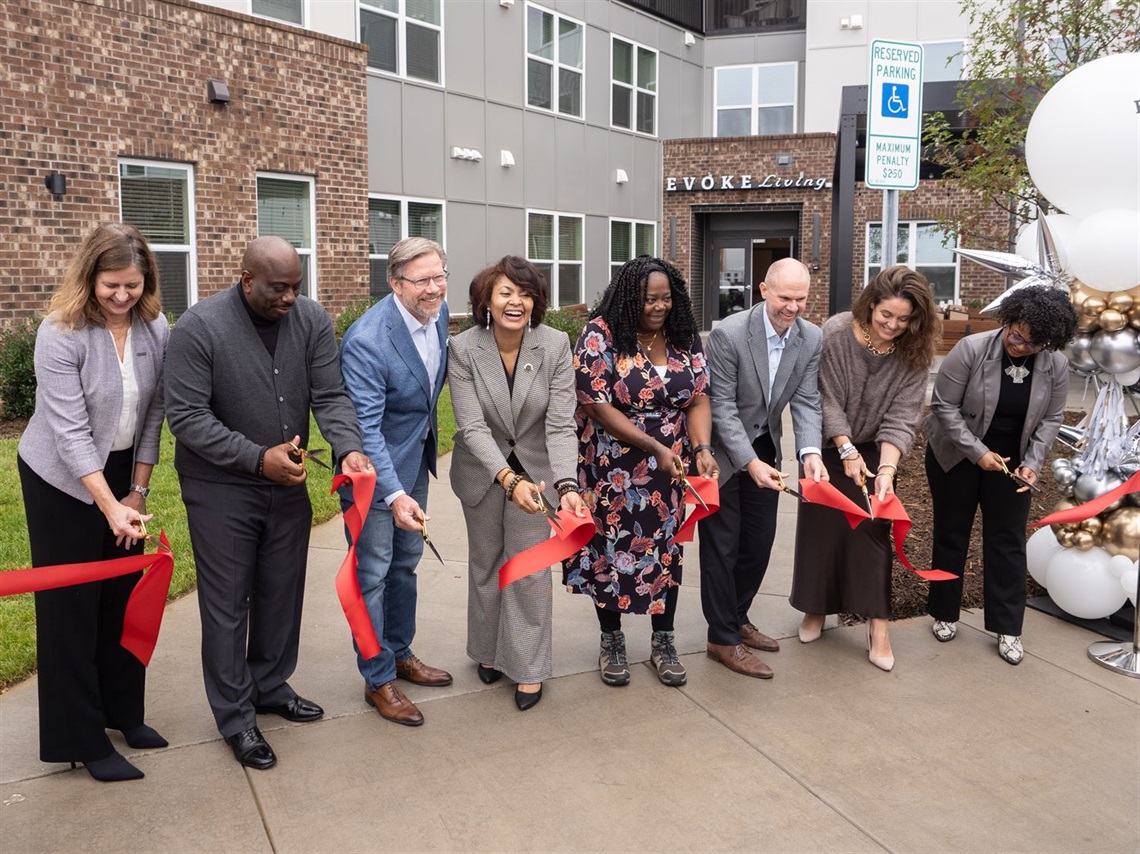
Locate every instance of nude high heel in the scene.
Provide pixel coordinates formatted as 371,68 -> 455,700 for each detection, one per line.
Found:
867,622 -> 894,672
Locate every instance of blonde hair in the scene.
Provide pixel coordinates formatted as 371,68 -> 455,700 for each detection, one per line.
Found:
48,223 -> 162,328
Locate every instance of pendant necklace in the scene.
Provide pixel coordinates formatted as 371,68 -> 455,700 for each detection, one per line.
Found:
637,329 -> 659,351
1004,353 -> 1030,384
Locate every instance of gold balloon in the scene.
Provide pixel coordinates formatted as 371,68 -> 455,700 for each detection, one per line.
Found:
1050,499 -> 1077,537
1131,312 -> 1140,330
1099,309 -> 1127,332
1077,314 -> 1100,333
1056,529 -> 1076,548
1102,507 -> 1140,561
1107,291 -> 1135,314
1079,516 -> 1103,536
1072,530 -> 1095,550
1081,295 -> 1107,316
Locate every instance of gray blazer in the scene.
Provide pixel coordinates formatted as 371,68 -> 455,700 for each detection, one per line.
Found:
447,323 -> 578,508
706,304 -> 823,479
18,313 -> 169,503
925,328 -> 1069,475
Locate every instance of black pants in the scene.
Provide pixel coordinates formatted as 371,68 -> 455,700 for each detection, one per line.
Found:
698,433 -> 780,646
19,451 -> 145,764
925,447 -> 1032,635
180,475 -> 312,738
596,585 -> 679,633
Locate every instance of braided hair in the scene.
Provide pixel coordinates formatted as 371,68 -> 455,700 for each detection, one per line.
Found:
592,256 -> 698,357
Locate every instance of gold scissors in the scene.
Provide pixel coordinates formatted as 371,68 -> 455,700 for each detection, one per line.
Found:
775,473 -> 807,503
677,471 -> 709,511
132,514 -> 156,546
533,489 -> 565,532
859,469 -> 875,518
288,441 -> 333,471
997,457 -> 1041,493
417,514 -> 445,564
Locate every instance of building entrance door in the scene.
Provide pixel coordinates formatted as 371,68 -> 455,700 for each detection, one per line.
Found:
709,235 -> 794,323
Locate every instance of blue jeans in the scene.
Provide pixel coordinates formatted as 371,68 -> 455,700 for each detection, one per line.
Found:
340,459 -> 428,690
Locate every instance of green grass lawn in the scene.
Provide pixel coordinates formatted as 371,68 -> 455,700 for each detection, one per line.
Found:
0,387 -> 456,689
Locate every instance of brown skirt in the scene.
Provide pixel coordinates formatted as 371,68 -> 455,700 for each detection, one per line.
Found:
789,443 -> 893,619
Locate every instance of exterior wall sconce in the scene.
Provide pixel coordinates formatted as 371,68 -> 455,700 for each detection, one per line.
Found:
44,173 -> 66,196
840,15 -> 864,29
499,0 -> 514,6
500,150 -> 515,167
207,79 -> 230,104
615,168 -> 629,184
684,32 -> 696,47
776,153 -> 793,166
451,147 -> 483,162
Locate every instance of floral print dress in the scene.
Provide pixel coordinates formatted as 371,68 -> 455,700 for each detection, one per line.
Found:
562,317 -> 709,615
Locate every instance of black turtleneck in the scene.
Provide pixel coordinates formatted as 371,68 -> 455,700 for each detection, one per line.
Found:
237,284 -> 281,358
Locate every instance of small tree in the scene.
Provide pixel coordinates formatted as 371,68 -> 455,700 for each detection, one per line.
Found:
923,0 -> 1139,247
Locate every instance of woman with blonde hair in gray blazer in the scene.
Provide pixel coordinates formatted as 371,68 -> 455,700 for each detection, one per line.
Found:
17,223 -> 170,781
925,285 -> 1077,665
448,257 -> 586,711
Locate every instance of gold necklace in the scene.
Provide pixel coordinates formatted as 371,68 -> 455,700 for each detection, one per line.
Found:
637,329 -> 660,349
859,323 -> 895,357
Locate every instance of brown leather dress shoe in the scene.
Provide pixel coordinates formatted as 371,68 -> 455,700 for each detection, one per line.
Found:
395,654 -> 453,686
365,682 -> 424,726
707,642 -> 774,679
739,623 -> 780,652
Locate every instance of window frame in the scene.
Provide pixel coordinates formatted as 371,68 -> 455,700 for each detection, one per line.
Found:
713,62 -> 798,138
610,35 -> 658,137
117,157 -> 198,316
256,171 -> 317,300
524,2 -> 585,120
864,220 -> 960,304
921,39 -> 967,83
249,0 -> 306,27
357,0 -> 445,87
527,209 -> 585,309
608,217 -> 657,279
367,194 -> 447,300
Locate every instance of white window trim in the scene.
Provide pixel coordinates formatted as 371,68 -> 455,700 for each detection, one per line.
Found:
524,2 -> 585,120
357,0 -> 445,88
117,157 -> 198,309
527,208 -> 585,308
249,0 -> 308,28
714,62 -> 798,137
609,217 -> 657,272
610,36 -> 658,137
864,220 -> 960,303
368,193 -> 447,296
256,171 -> 317,301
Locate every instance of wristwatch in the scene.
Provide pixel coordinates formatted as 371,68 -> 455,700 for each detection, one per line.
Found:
128,483 -> 150,498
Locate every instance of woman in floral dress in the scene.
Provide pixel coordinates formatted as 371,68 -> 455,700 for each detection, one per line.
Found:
563,256 -> 716,687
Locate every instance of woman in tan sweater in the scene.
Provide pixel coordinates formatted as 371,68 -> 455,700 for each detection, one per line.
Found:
789,266 -> 940,671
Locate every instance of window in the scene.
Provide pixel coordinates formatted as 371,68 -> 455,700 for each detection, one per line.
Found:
257,174 -> 316,298
612,37 -> 656,135
714,63 -> 797,137
923,41 -> 965,82
609,219 -> 656,279
368,196 -> 444,299
359,0 -> 442,85
866,221 -> 958,303
528,211 -> 583,307
526,4 -> 583,118
251,0 -> 303,25
118,160 -> 196,318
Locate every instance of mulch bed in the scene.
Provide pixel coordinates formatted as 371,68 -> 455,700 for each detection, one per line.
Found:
0,419 -> 27,440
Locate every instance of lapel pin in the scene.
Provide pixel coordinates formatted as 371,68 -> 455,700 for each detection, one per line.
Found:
523,363 -> 533,372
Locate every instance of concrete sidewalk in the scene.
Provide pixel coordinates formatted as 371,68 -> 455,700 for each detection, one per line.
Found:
1,449 -> 1138,853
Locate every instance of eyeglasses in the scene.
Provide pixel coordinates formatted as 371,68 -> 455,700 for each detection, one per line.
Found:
398,272 -> 449,289
1006,327 -> 1043,352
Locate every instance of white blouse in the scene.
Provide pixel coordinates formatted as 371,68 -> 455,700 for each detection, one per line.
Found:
110,327 -> 139,452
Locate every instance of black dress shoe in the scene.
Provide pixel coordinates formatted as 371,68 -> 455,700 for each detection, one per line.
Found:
77,749 -> 144,782
119,724 -> 169,749
477,664 -> 502,684
254,695 -> 324,723
514,685 -> 542,712
225,727 -> 277,770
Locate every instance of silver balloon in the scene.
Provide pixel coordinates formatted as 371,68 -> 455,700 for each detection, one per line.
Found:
1052,458 -> 1074,477
1073,471 -> 1125,503
1065,333 -> 1100,373
1054,467 -> 1080,487
950,247 -> 1041,281
1088,328 -> 1140,375
1059,482 -> 1075,497
1056,425 -> 1087,450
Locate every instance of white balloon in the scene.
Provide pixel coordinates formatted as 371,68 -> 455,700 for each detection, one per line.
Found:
1066,209 -> 1140,291
1045,546 -> 1127,619
1121,567 -> 1139,609
1027,527 -> 1064,587
1026,53 -> 1140,217
1106,554 -> 1134,579
1015,214 -> 1079,268
1114,368 -> 1140,387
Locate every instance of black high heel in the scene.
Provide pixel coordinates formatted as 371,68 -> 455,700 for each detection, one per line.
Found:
477,664 -> 502,684
119,724 -> 168,749
80,749 -> 144,782
514,685 -> 542,711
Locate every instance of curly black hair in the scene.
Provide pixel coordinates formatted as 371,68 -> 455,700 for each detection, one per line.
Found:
591,256 -> 698,356
993,285 -> 1079,351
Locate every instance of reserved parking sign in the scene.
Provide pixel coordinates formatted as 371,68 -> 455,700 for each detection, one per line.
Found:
867,40 -> 924,190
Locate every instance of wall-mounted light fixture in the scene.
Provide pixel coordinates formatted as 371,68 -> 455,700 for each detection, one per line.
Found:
44,173 -> 66,196
500,150 -> 515,168
207,79 -> 230,104
684,32 -> 696,47
451,147 -> 483,162
499,0 -> 514,6
776,153 -> 793,167
839,14 -> 863,29
615,168 -> 629,184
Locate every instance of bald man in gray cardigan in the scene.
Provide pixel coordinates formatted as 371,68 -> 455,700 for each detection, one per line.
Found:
165,237 -> 371,770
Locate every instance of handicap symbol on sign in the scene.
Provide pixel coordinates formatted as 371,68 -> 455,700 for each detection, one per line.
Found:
882,83 -> 909,118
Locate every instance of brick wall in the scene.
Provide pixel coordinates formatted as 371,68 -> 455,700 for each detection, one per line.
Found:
0,0 -> 369,325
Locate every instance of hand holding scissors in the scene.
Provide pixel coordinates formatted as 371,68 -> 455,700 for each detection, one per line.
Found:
996,457 -> 1041,493
288,440 -> 333,471
414,511 -> 445,564
774,472 -> 807,503
261,435 -> 307,486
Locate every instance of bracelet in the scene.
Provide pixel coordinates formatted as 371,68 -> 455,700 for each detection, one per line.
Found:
128,483 -> 150,498
256,449 -> 267,477
875,471 -> 893,479
837,442 -> 858,460
692,443 -> 714,455
505,474 -> 524,501
877,463 -> 897,474
555,478 -> 578,496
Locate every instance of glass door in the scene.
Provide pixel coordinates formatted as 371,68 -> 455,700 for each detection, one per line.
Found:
711,239 -> 750,322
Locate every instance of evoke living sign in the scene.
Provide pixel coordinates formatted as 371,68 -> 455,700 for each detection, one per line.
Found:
664,171 -> 832,192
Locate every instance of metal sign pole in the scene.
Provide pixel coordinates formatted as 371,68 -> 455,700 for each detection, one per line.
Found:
881,189 -> 899,268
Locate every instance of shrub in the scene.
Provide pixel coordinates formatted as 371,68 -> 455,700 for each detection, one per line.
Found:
543,307 -> 587,346
335,297 -> 378,341
0,318 -> 41,420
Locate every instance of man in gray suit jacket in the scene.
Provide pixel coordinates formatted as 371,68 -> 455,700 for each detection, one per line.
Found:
698,258 -> 827,678
165,237 -> 372,770
339,237 -> 452,727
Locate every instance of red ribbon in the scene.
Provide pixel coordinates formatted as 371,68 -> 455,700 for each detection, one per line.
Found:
798,479 -> 957,581
674,476 -> 720,543
331,470 -> 382,660
1033,471 -> 1140,528
0,532 -> 175,666
498,509 -> 597,590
